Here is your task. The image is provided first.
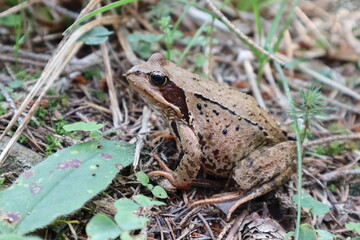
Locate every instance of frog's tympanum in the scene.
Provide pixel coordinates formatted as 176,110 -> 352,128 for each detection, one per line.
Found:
125,53 -> 297,215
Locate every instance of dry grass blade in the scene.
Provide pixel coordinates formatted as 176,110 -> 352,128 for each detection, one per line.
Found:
101,42 -> 123,126
0,0 -> 43,18
205,0 -> 285,66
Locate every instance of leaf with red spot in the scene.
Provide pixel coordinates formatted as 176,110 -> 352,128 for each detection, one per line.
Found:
0,140 -> 134,234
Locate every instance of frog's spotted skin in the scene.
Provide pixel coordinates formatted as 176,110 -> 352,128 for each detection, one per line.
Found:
125,53 -> 296,200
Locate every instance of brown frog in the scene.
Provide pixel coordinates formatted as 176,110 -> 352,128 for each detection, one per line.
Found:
125,53 -> 296,214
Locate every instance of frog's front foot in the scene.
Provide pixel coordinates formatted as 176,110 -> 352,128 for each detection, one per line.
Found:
148,153 -> 191,190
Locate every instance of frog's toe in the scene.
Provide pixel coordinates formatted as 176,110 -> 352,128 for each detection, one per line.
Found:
158,179 -> 177,192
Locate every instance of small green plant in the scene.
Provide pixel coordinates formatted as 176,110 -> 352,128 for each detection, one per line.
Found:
292,193 -> 330,216
18,135 -> 27,144
86,195 -> 165,240
292,86 -> 327,141
0,178 -> 5,190
0,105 -> 6,115
78,26 -> 113,45
126,32 -> 163,59
158,16 -> 183,60
136,172 -> 168,199
35,107 -> 47,120
315,141 -> 345,156
54,118 -> 69,135
47,94 -> 70,110
345,222 -> 360,233
45,135 -> 61,155
84,68 -> 102,80
91,90 -> 106,103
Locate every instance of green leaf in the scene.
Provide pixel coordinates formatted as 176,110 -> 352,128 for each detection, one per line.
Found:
345,222 -> 360,232
293,193 -> 330,215
284,232 -> 294,240
136,172 -> 149,186
0,14 -> 20,27
299,224 -> 316,240
0,234 -> 41,240
115,213 -> 148,231
0,140 -> 134,234
89,131 -> 102,139
133,194 -> 165,207
78,26 -> 113,45
114,198 -> 140,213
86,214 -> 121,240
114,198 -> 149,231
193,53 -> 206,68
63,122 -> 103,132
316,230 -> 333,240
8,81 -> 23,89
151,186 -> 168,199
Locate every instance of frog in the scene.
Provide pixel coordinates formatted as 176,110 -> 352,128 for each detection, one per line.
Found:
125,53 -> 297,214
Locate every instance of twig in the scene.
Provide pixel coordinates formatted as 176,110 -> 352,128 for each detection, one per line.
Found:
0,44 -> 51,62
0,55 -> 47,67
197,213 -> 216,240
178,207 -> 200,227
204,0 -> 285,66
101,41 -> 123,126
223,210 -> 247,240
43,1 -> 79,19
304,134 -> 360,148
277,53 -> 360,101
306,170 -> 360,184
84,101 -> 112,114
295,7 -> 330,48
0,0 -> 43,18
0,85 -> 22,124
132,106 -> 151,168
240,51 -> 267,110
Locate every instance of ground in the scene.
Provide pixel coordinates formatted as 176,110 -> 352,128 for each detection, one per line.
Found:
0,0 -> 360,239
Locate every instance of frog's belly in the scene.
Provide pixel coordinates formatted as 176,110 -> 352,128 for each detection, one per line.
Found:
195,128 -> 265,178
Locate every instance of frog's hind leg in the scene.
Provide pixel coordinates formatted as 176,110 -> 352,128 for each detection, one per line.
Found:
226,164 -> 295,219
190,141 -> 296,218
189,165 -> 294,219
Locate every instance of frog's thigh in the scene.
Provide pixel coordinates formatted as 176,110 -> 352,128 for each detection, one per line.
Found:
233,141 -> 296,190
171,123 -> 202,188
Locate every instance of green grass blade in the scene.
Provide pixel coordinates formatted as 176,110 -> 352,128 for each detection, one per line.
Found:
176,21 -> 209,65
63,0 -> 139,35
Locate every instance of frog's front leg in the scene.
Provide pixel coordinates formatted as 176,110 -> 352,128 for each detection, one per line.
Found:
149,122 -> 202,189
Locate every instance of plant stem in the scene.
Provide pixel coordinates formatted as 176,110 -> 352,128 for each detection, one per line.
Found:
274,63 -> 303,240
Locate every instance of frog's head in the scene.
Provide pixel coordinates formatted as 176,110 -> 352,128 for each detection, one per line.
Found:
125,53 -> 190,123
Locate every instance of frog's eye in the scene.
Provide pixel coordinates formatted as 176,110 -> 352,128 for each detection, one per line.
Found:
149,71 -> 168,86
